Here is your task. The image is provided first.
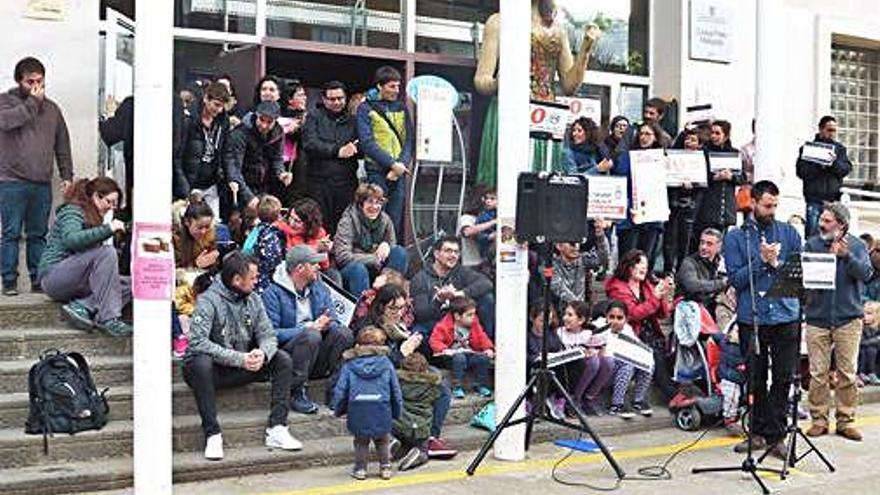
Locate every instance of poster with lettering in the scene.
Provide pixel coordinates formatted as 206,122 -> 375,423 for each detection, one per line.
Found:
665,149 -> 708,186
131,222 -> 174,300
587,176 -> 628,220
416,85 -> 454,162
557,96 -> 602,126
629,149 -> 670,224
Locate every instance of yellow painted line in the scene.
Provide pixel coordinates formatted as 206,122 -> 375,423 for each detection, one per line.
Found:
258,414 -> 880,495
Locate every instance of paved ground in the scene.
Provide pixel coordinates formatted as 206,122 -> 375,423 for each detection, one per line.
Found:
156,402 -> 880,495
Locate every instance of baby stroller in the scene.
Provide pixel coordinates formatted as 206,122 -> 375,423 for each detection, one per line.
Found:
668,300 -> 726,431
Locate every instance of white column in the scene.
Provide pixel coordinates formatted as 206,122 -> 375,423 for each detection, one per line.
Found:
133,1 -> 174,493
400,0 -> 417,52
754,0 -> 787,186
255,0 -> 267,38
493,0 -> 531,462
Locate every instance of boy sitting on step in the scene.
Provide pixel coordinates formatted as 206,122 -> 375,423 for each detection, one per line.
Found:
429,296 -> 495,399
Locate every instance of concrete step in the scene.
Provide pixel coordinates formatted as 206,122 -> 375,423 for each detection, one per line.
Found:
0,392 -> 489,470
0,355 -> 134,394
0,327 -> 132,361
0,295 -> 61,329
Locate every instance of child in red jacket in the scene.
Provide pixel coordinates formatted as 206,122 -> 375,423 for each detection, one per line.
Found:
429,296 -> 494,399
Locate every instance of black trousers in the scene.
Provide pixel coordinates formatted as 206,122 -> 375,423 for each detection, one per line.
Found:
738,321 -> 800,444
662,206 -> 696,274
306,178 -> 358,237
183,350 -> 293,437
282,326 -> 354,392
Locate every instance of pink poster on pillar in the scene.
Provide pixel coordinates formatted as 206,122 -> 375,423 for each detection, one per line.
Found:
131,222 -> 174,300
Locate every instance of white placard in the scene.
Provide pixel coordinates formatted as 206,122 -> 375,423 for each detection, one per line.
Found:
629,149 -> 670,224
416,86 -> 454,162
557,96 -> 602,125
708,152 -> 742,172
587,175 -> 628,220
320,273 -> 358,326
801,141 -> 836,166
689,0 -> 733,63
802,252 -> 837,290
665,150 -> 708,186
606,332 -> 655,373
529,100 -> 570,141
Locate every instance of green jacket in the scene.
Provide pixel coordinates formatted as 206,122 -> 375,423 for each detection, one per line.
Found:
38,204 -> 113,278
392,368 -> 442,444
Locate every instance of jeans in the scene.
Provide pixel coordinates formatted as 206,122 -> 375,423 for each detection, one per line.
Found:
0,181 -> 51,287
431,377 -> 452,437
354,434 -> 391,470
738,321 -> 799,444
339,246 -> 408,298
442,352 -> 491,387
859,344 -> 879,376
281,326 -> 354,390
366,169 -> 406,242
183,350 -> 293,437
805,200 -> 823,239
806,319 -> 862,428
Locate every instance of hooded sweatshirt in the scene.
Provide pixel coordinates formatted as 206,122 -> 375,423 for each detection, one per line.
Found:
392,368 -> 442,444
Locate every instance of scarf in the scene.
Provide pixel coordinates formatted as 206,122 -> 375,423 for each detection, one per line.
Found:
357,210 -> 385,253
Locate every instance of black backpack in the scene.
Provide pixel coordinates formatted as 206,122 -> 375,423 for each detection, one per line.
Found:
25,349 -> 109,453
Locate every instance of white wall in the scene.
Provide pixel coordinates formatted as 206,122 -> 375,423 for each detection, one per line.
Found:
0,0 -> 100,179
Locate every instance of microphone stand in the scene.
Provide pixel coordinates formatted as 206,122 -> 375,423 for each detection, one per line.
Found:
692,220 -> 783,494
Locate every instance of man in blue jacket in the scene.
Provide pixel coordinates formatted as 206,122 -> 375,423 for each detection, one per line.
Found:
803,203 -> 873,441
262,245 -> 354,414
723,180 -> 802,459
356,66 -> 414,241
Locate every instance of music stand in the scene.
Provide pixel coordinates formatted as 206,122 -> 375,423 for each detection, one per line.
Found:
465,242 -> 625,482
758,253 -> 835,478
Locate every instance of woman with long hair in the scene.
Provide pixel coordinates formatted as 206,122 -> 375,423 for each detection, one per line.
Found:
38,177 -> 131,336
604,249 -> 677,402
564,117 -> 611,175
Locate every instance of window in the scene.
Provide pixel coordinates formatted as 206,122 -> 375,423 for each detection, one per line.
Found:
175,0 -> 257,34
557,0 -> 650,76
831,45 -> 879,185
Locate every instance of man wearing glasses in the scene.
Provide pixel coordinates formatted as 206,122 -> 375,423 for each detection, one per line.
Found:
796,115 -> 852,238
302,80 -> 360,235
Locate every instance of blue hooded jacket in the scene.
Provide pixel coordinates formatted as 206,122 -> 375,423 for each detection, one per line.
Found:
333,345 -> 403,438
261,263 -> 341,345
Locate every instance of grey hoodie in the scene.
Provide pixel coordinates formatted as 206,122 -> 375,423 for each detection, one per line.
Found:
185,279 -> 278,368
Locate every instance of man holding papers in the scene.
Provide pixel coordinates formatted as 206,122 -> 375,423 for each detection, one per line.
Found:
803,202 -> 874,441
796,115 -> 852,238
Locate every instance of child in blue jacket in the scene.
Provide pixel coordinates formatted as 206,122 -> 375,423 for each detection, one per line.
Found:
333,326 -> 403,480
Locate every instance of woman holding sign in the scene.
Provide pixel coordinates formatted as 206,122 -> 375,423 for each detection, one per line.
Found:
563,117 -> 611,175
612,122 -> 666,265
694,120 -> 743,245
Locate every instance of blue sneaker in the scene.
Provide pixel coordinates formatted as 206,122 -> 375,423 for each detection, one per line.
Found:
474,385 -> 493,398
289,386 -> 318,414
452,386 -> 466,399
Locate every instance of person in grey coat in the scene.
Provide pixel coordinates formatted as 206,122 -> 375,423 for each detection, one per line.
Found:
183,252 -> 302,460
676,227 -> 728,317
333,183 -> 408,298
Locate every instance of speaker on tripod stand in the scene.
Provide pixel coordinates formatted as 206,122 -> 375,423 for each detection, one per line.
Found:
515,172 -> 588,244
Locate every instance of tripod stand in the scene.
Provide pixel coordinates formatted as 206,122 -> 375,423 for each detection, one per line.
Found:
755,253 -> 835,478
692,223 -> 783,494
466,242 -> 625,481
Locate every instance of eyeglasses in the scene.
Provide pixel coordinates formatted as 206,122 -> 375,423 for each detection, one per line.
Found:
386,303 -> 405,312
364,198 -> 386,206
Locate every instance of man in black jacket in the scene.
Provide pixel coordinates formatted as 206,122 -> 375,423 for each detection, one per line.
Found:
411,236 -> 495,345
796,115 -> 852,238
676,227 -> 728,317
302,81 -> 360,235
226,101 -> 291,211
173,82 -> 233,217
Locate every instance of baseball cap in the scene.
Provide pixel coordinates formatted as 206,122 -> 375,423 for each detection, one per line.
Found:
285,244 -> 327,268
255,100 -> 280,119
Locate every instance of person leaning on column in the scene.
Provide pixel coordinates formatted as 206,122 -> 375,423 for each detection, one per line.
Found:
803,202 -> 874,441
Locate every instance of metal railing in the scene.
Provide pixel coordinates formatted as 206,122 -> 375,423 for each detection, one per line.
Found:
840,187 -> 880,235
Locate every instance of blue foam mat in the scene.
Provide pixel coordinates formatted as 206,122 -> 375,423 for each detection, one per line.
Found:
554,438 -> 602,453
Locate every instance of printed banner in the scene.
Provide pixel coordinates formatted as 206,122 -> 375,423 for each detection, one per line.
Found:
802,252 -> 837,290
801,141 -> 836,166
665,150 -> 708,186
606,332 -> 655,373
708,152 -> 742,172
131,222 -> 174,300
557,96 -> 602,125
629,149 -> 670,224
587,175 -> 628,220
529,100 -> 570,141
320,272 -> 358,326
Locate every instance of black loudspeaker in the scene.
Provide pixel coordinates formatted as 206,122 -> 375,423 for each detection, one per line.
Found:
515,173 -> 588,243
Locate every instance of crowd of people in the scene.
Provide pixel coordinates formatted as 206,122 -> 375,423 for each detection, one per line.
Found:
3,54 -> 880,479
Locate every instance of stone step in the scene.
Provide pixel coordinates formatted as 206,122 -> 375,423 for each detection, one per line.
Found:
0,355 -> 134,395
0,392 -> 489,470
0,295 -> 61,329
0,414 -> 669,495
0,327 -> 132,361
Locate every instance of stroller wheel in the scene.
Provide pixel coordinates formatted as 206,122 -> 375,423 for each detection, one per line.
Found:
675,406 -> 702,431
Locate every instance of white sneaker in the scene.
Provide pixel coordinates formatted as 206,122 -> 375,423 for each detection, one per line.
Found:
204,433 -> 224,460
265,425 -> 303,451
